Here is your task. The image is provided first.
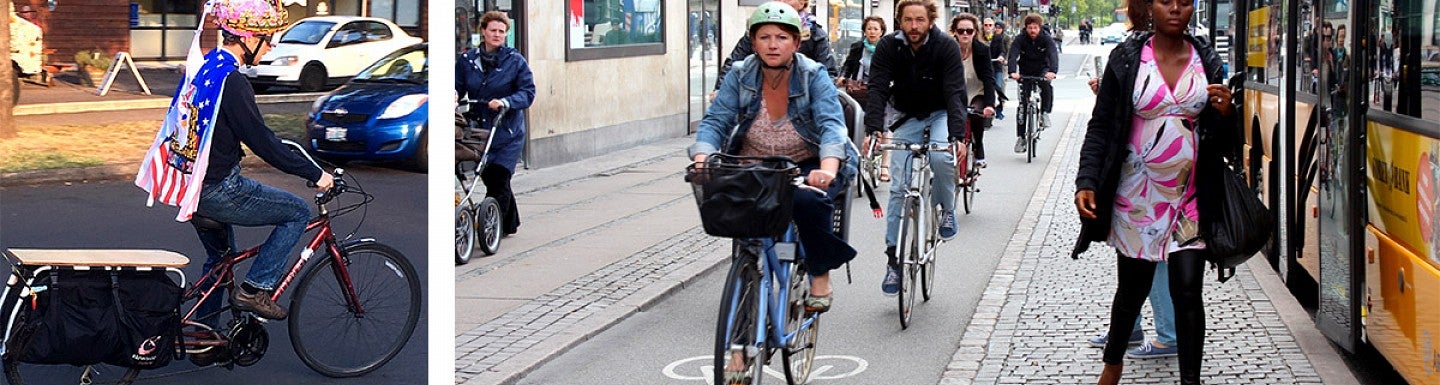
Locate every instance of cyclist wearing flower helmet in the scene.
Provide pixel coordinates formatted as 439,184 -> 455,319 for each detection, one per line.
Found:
189,0 -> 334,326
691,6 -> 857,381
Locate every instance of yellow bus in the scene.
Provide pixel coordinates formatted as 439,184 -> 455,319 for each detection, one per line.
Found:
1218,0 -> 1440,382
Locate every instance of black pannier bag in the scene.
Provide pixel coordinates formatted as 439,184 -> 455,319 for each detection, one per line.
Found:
687,155 -> 799,238
6,270 -> 182,369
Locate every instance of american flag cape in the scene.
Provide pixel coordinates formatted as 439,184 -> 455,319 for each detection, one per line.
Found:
135,44 -> 237,222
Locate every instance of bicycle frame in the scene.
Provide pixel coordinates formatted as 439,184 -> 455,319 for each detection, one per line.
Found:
723,226 -> 818,356
180,211 -> 363,339
881,141 -> 953,266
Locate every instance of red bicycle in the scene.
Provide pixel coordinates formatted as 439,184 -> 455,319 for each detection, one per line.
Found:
1,145 -> 422,384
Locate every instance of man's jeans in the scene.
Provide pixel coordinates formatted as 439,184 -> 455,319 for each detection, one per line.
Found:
1135,261 -> 1177,346
192,167 -> 310,325
885,111 -> 955,247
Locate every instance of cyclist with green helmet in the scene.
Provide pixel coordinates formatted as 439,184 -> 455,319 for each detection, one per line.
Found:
689,5 -> 858,381
712,0 -> 837,94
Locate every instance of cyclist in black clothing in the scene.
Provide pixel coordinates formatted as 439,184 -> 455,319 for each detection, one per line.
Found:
865,0 -> 969,296
1008,13 -> 1059,154
712,0 -> 836,93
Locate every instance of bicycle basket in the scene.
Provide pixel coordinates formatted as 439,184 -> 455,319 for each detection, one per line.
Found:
686,155 -> 798,238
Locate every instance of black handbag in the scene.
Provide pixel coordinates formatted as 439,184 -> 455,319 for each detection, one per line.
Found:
1197,158 -> 1274,282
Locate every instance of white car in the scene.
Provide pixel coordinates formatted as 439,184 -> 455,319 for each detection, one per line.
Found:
239,16 -> 422,92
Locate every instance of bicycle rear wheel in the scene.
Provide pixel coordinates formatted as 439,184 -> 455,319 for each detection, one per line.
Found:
1026,108 -> 1037,163
896,197 -> 919,330
289,242 -> 422,378
714,244 -> 765,385
455,201 -> 477,264
477,197 -> 503,255
780,261 -> 817,385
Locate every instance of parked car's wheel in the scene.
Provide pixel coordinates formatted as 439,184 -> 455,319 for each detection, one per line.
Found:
299,64 -> 328,92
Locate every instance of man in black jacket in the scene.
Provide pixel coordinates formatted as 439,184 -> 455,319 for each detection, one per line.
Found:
1008,13 -> 1059,153
712,0 -> 836,91
865,0 -> 968,296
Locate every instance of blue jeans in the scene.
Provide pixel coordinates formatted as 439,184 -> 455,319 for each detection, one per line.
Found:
192,167 -> 310,323
885,111 -> 955,247
1134,261 -> 1177,346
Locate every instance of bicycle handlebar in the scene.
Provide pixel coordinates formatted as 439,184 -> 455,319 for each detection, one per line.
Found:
877,142 -> 954,153
1017,76 -> 1052,83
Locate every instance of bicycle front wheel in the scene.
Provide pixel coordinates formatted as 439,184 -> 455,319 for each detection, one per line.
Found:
781,261 -> 817,385
897,197 -> 920,330
714,243 -> 765,385
289,242 -> 422,378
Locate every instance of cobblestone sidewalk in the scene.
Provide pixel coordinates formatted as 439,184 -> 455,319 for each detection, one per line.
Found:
938,108 -> 1325,384
454,227 -> 728,384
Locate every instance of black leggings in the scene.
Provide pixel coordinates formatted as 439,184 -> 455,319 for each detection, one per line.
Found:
480,163 -> 521,234
1103,250 -> 1207,385
968,100 -> 991,160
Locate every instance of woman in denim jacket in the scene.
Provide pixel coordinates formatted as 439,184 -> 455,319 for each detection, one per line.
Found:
688,2 -> 858,317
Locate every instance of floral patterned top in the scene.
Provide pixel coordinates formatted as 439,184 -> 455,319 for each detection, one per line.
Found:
1108,38 -> 1209,261
739,99 -> 816,163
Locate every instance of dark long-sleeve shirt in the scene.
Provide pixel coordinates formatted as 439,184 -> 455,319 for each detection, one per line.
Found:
864,26 -> 969,142
1008,31 -> 1059,76
714,22 -> 837,90
204,72 -> 323,184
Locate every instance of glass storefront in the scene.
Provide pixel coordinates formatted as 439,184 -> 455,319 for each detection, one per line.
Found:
129,0 -> 199,60
687,0 -> 719,132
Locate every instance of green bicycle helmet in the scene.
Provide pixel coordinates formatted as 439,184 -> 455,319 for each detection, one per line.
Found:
747,1 -> 803,37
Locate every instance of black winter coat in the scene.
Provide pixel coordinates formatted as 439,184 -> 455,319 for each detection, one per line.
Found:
841,40 -> 869,80
1070,32 -> 1239,258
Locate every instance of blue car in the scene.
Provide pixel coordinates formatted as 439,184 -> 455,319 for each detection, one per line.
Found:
306,43 -> 429,170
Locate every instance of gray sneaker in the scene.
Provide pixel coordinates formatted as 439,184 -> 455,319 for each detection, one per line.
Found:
1014,138 -> 1028,153
232,287 -> 288,320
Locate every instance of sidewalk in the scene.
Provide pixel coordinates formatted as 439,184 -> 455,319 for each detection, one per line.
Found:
14,63 -> 322,115
936,105 -> 1362,384
454,136 -> 726,385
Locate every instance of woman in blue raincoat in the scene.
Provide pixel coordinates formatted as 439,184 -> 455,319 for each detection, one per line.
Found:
457,11 -> 535,236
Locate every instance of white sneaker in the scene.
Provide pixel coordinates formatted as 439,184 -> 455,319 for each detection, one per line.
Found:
1040,114 -> 1051,130
975,159 -> 987,168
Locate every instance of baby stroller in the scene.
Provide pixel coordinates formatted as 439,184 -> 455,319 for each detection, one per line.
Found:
455,102 -> 508,265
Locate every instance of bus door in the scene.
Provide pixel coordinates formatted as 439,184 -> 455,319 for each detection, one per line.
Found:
1312,0 -> 1363,353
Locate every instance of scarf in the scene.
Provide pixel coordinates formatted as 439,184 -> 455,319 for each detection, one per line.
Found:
477,47 -> 501,72
136,4 -> 236,221
863,39 -> 876,54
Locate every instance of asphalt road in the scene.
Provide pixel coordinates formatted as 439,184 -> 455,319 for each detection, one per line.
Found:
0,163 -> 428,385
513,52 -> 1103,385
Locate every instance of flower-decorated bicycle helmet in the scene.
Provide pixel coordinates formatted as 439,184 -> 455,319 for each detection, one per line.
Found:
747,1 -> 803,37
210,0 -> 287,38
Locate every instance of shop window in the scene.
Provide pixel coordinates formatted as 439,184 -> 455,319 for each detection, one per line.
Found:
567,0 -> 666,61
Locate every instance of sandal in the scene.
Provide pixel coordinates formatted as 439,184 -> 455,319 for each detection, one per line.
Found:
804,292 -> 833,313
878,166 -> 891,182
724,369 -> 752,385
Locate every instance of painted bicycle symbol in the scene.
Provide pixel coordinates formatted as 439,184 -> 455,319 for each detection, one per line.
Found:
662,355 -> 868,384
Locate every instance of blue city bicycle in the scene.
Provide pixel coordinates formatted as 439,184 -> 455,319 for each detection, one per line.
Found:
686,155 -> 827,385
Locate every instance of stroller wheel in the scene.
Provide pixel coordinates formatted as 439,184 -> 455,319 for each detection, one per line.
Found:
456,204 -> 478,264
478,197 -> 503,255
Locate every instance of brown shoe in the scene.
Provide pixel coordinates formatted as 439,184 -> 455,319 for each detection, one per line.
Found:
232,288 -> 287,320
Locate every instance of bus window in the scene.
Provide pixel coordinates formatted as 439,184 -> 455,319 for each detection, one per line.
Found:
1374,0 -> 1438,120
1424,3 -> 1438,121
1299,2 -> 1323,95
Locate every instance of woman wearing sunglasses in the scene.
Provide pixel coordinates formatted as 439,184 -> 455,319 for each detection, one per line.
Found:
947,13 -> 998,168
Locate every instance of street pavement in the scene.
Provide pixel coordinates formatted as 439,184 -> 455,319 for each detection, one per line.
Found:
456,43 -> 1379,385
0,164 -> 428,384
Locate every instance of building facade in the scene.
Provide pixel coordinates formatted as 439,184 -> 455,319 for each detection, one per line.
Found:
12,0 -> 426,63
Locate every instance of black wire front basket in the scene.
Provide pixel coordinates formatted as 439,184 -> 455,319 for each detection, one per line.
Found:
684,155 -> 799,239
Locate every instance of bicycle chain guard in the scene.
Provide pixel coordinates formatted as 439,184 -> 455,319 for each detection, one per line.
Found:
227,316 -> 268,367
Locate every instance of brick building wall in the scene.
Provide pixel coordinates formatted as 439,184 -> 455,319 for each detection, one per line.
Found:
15,0 -> 129,65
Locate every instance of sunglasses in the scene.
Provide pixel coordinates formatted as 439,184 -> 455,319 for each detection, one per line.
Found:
954,28 -> 976,35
